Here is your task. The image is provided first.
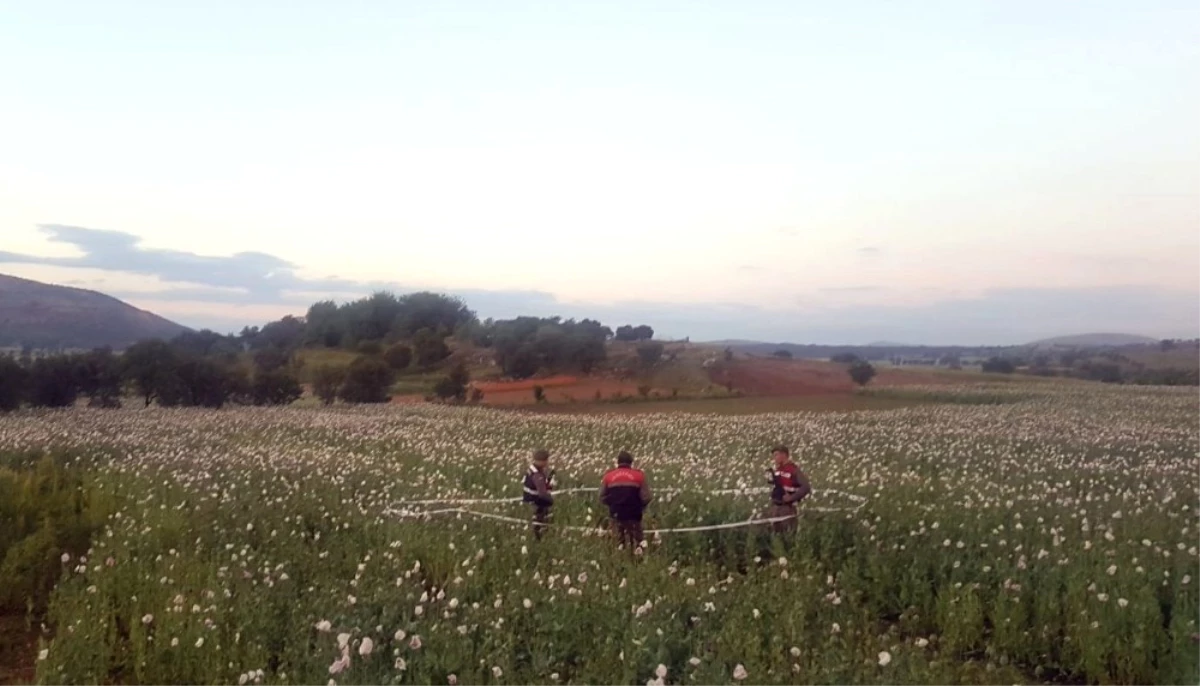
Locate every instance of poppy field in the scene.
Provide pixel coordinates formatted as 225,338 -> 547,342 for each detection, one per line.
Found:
2,382 -> 1197,685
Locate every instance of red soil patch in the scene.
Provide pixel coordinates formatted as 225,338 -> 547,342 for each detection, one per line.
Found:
480,378 -> 646,405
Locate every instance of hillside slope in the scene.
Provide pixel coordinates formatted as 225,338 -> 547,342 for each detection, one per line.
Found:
1027,333 -> 1159,347
0,273 -> 190,350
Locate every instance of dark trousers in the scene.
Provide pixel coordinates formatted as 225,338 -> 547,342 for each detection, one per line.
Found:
767,503 -> 798,533
531,505 -> 551,540
610,518 -> 644,548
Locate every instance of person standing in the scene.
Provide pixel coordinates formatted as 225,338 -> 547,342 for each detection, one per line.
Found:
765,445 -> 811,533
600,451 -> 653,548
522,449 -> 555,540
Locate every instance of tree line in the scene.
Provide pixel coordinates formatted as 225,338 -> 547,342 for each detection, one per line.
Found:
0,289 -> 660,411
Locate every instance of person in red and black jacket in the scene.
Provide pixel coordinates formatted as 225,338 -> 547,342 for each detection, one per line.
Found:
765,445 -> 811,533
599,451 -> 653,548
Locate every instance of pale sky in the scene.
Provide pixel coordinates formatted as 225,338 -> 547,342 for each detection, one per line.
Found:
1,1 -> 1197,344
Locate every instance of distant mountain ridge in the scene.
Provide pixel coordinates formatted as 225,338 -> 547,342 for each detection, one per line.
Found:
0,273 -> 190,350
1027,333 -> 1159,347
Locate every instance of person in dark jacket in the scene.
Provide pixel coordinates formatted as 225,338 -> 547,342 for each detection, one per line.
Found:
599,451 -> 653,548
765,445 -> 811,533
522,449 -> 555,540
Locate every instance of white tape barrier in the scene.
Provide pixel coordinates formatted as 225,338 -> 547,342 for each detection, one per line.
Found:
383,487 -> 866,535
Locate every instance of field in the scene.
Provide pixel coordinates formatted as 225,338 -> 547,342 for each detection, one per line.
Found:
1,382 -> 1198,685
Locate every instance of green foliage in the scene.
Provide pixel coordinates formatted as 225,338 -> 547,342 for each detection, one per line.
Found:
311,364 -> 345,406
982,357 -> 1017,374
121,339 -> 179,407
27,355 -> 79,408
636,341 -> 665,367
337,356 -> 395,404
250,370 -> 303,406
383,343 -> 413,371
848,360 -> 877,386
75,348 -> 123,408
412,329 -> 451,368
614,324 -> 654,341
0,454 -> 112,613
432,363 -> 470,402
488,317 -> 610,379
356,340 -> 383,356
0,356 -> 27,412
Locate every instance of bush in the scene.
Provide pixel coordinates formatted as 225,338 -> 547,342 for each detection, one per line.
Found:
27,355 -> 79,408
251,369 -> 304,406
0,357 -> 27,412
637,384 -> 651,398
357,340 -> 383,356
338,356 -> 395,404
637,341 -> 665,367
384,344 -> 413,371
848,360 -> 877,386
981,357 -> 1016,374
311,364 -> 345,405
412,329 -> 451,368
772,350 -> 793,359
831,352 -> 860,364
432,363 -> 469,402
532,385 -> 546,404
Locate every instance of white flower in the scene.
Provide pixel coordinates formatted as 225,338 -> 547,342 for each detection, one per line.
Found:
523,598 -> 533,609
394,629 -> 407,642
337,633 -> 352,650
61,553 -> 70,563
878,651 -> 892,666
752,609 -> 761,619
315,620 -> 332,632
38,649 -> 49,661
1097,593 -> 1109,602
733,664 -> 748,681
347,595 -> 357,605
395,657 -> 407,671
171,638 -> 179,647
195,637 -> 205,648
492,666 -> 503,678
414,605 -> 424,617
359,637 -> 374,657
239,673 -> 249,685
915,637 -> 929,648
447,674 -> 457,685
1118,598 -> 1129,608
550,673 -> 560,681
655,664 -> 667,678
142,614 -> 154,625
831,622 -> 841,634
685,578 -> 695,586
409,635 -> 422,650
1107,565 -> 1117,576
790,646 -> 801,657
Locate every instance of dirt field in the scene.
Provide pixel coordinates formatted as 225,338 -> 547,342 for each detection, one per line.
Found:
706,358 -> 994,396
474,375 -> 649,405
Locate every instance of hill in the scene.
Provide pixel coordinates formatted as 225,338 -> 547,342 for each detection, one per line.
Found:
0,273 -> 190,350
1026,333 -> 1159,347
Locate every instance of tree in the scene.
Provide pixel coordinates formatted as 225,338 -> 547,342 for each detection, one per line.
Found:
338,356 -> 395,404
383,344 -> 413,371
392,292 -> 476,339
251,369 -> 304,406
981,357 -> 1016,374
0,357 -> 27,412
253,315 -> 307,351
164,357 -> 235,408
615,324 -> 654,342
412,328 -> 451,368
830,352 -> 860,364
772,350 -> 793,359
532,385 -> 546,404
1160,339 -> 1176,352
76,348 -> 123,408
311,364 -> 345,406
637,341 -> 665,367
848,360 -> 877,386
27,355 -> 80,408
432,363 -> 469,402
252,347 -> 290,374
122,340 -> 179,407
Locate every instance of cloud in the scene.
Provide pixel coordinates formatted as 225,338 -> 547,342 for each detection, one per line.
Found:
0,224 -> 360,297
817,285 -> 883,293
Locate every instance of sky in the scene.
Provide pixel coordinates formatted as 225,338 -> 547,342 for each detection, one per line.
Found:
1,0 -> 1197,345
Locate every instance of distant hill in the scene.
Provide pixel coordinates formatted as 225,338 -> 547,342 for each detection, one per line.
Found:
1027,333 -> 1159,347
0,273 -> 190,350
